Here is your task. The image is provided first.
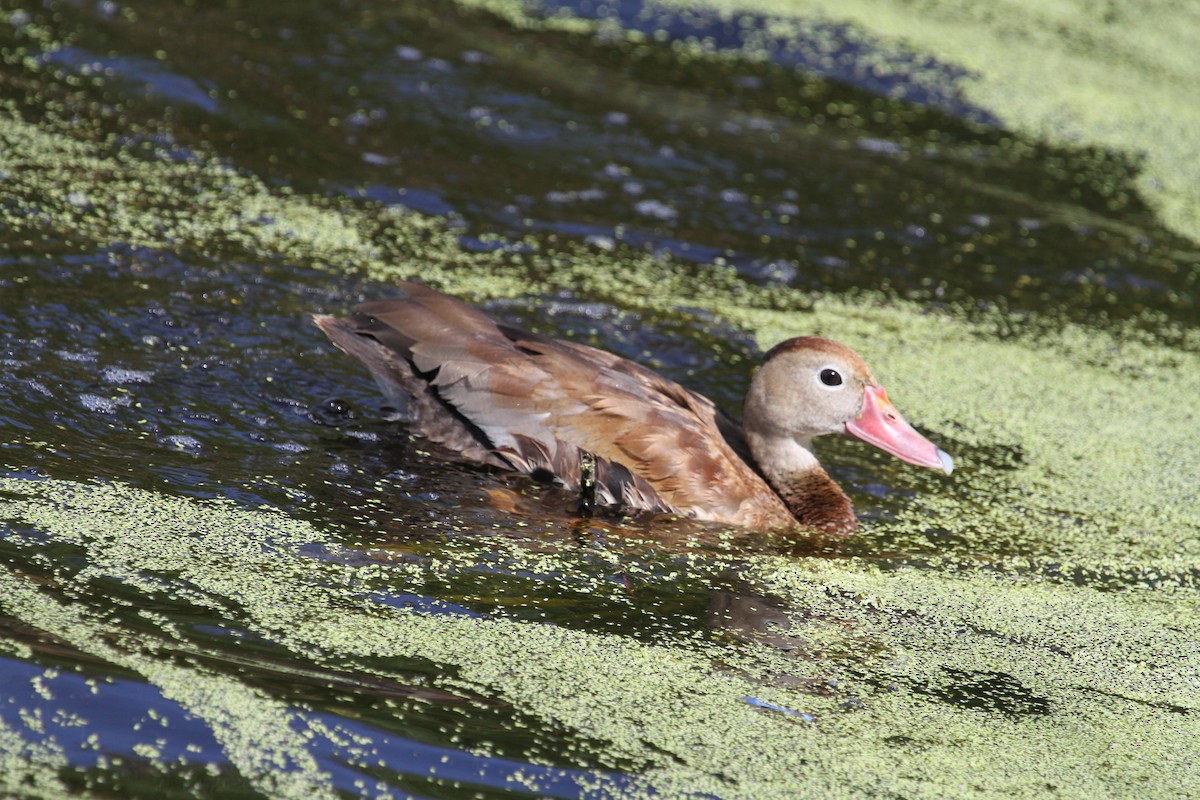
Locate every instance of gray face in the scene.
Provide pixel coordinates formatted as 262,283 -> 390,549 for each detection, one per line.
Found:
743,338 -> 874,442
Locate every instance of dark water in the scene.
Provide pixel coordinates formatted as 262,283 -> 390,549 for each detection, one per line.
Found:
2,1 -> 1198,798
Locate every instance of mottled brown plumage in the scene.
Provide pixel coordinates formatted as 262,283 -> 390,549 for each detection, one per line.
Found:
314,282 -> 952,534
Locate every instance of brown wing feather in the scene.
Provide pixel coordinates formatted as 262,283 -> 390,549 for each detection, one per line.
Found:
491,326 -> 792,525
316,281 -> 794,528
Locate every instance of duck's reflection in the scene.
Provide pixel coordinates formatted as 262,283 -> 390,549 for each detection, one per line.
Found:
707,587 -> 813,656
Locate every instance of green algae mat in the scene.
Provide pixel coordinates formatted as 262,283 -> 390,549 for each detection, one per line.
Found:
2,1 -> 1198,797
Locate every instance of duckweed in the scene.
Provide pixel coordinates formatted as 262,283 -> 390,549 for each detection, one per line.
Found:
3,2 -> 1198,796
2,471 -> 1198,797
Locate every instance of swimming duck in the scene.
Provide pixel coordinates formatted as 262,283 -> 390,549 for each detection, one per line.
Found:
315,282 -> 952,534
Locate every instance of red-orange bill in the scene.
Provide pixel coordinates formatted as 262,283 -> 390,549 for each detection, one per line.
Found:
844,385 -> 953,474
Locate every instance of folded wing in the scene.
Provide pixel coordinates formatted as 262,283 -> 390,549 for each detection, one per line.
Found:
315,282 -> 793,527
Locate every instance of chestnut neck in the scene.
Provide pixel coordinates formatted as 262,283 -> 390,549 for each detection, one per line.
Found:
771,467 -> 857,535
745,434 -> 857,534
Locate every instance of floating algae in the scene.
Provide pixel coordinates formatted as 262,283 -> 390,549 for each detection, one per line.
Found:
531,0 -> 1200,244
3,288 -> 1200,797
3,1 -> 1200,796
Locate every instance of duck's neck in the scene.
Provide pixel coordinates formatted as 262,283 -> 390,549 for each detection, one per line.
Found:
746,434 -> 856,534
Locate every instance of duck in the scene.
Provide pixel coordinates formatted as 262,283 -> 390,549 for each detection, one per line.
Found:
314,282 -> 952,534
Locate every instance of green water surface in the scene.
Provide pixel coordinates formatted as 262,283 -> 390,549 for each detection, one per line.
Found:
1,1 -> 1198,798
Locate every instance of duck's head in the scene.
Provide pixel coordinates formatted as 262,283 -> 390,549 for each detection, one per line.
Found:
743,336 -> 953,474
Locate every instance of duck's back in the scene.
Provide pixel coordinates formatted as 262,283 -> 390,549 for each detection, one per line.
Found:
314,282 -> 795,528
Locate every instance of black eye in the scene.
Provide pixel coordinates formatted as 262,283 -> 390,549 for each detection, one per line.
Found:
820,368 -> 843,387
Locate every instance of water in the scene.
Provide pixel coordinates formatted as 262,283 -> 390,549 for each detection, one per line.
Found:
2,1 -> 1198,798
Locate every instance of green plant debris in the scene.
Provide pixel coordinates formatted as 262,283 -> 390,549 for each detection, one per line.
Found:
0,712 -> 71,799
460,0 -> 1200,244
447,0 -> 1200,241
2,475 -> 1199,797
3,4 -> 1199,795
637,0 -> 1200,243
